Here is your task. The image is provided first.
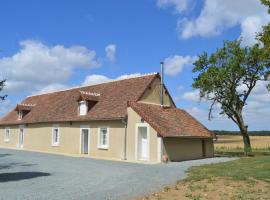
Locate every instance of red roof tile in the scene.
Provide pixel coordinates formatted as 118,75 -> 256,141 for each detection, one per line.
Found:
128,101 -> 214,138
0,74 -> 158,125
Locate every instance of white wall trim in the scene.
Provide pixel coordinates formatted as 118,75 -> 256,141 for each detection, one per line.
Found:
97,126 -> 110,150
51,124 -> 60,147
18,125 -> 25,148
135,123 -> 150,161
79,125 -> 90,154
157,136 -> 163,163
4,127 -> 11,143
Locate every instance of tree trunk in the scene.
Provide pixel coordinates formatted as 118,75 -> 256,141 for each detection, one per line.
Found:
240,127 -> 252,154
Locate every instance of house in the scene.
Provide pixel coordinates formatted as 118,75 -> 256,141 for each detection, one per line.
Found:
0,73 -> 214,163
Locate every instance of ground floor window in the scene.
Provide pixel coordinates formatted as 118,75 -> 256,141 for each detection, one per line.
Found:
4,128 -> 10,142
52,125 -> 60,146
98,127 -> 109,149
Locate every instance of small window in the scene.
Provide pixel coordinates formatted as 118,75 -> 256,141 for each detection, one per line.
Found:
79,101 -> 88,116
17,110 -> 23,120
52,126 -> 60,146
98,127 -> 109,149
4,128 -> 10,142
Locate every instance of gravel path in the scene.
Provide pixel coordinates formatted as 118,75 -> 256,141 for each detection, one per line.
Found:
0,148 -> 236,200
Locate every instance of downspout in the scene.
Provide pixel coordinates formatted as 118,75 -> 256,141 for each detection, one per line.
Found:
160,61 -> 164,107
121,117 -> 128,160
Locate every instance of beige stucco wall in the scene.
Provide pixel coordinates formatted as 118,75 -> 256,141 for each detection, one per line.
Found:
126,107 -> 160,163
0,120 -> 125,160
163,138 -> 214,161
138,78 -> 174,107
0,126 -> 19,148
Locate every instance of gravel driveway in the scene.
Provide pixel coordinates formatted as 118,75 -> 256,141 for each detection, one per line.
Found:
0,148 -> 236,200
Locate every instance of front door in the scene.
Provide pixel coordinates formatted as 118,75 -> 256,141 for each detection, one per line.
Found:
18,127 -> 24,148
81,129 -> 89,154
138,126 -> 148,160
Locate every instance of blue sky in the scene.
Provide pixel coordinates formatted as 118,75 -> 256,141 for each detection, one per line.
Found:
0,0 -> 269,130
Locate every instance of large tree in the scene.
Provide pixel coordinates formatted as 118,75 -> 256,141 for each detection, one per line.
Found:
192,40 -> 270,153
258,0 -> 270,51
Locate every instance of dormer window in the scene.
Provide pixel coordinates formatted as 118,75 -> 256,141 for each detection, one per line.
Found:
15,103 -> 36,120
77,91 -> 100,116
79,101 -> 88,116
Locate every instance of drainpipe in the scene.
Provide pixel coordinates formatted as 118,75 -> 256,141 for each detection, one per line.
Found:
160,61 -> 164,107
121,117 -> 128,160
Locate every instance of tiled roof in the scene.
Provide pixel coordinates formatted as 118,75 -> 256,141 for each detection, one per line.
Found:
128,101 -> 214,138
0,74 -> 158,125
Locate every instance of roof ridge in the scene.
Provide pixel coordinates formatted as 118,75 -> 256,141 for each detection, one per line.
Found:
27,72 -> 158,98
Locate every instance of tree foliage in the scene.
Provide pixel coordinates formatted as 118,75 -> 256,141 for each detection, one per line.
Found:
258,0 -> 270,48
0,79 -> 7,101
259,0 -> 270,90
192,40 -> 270,152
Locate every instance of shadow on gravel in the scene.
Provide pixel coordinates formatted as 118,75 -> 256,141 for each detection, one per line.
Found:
0,172 -> 50,182
0,154 -> 12,158
0,163 -> 22,170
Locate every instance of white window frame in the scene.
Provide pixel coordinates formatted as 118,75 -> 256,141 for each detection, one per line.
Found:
79,125 -> 90,154
79,101 -> 88,116
18,110 -> 23,120
97,127 -> 109,149
4,127 -> 11,142
135,123 -> 150,161
18,125 -> 24,148
52,124 -> 60,146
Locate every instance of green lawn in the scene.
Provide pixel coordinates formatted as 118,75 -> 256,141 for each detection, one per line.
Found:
186,156 -> 270,182
138,156 -> 270,200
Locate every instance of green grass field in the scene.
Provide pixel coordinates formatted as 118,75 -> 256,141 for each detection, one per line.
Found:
138,156 -> 270,200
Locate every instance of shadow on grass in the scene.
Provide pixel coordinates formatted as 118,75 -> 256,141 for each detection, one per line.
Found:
0,172 -> 50,182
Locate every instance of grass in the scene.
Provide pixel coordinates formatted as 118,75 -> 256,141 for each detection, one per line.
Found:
215,135 -> 270,149
137,156 -> 270,200
214,135 -> 270,157
185,156 -> 270,182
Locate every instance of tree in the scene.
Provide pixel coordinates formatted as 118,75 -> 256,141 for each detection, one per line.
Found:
258,0 -> 270,90
0,79 -> 7,101
258,0 -> 270,51
192,40 -> 270,153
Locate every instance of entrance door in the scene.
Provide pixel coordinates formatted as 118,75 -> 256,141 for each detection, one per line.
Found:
18,127 -> 24,148
138,126 -> 148,160
81,129 -> 89,154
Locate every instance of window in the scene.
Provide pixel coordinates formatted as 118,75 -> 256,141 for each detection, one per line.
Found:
79,101 -> 88,116
17,110 -> 23,120
52,126 -> 60,146
4,128 -> 10,142
98,127 -> 109,149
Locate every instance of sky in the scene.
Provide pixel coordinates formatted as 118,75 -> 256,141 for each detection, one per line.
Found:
0,0 -> 269,130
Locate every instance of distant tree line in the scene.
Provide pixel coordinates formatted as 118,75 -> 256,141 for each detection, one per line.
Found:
213,130 -> 270,136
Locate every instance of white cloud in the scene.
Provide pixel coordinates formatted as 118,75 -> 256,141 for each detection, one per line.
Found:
180,90 -> 200,102
164,55 -> 196,76
82,73 -> 142,86
34,83 -> 68,95
159,0 -> 270,46
105,44 -> 116,61
116,73 -> 141,80
156,0 -> 189,14
82,74 -> 111,86
0,40 -> 100,94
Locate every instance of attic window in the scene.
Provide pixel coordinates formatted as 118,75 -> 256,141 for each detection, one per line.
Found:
15,103 -> 36,120
79,101 -> 88,116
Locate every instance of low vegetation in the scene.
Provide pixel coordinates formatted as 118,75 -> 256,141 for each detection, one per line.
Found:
213,130 -> 270,136
214,135 -> 270,156
137,157 -> 270,200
